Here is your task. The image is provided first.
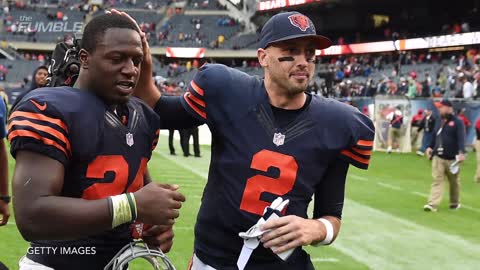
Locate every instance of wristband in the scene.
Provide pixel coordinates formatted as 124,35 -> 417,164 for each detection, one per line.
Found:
110,193 -> 137,228
317,218 -> 334,245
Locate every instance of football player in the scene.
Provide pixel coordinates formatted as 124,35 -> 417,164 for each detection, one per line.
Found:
135,11 -> 375,270
0,95 -> 9,225
9,13 -> 185,270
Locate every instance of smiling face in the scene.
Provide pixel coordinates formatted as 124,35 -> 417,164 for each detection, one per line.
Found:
79,28 -> 143,105
258,37 -> 317,96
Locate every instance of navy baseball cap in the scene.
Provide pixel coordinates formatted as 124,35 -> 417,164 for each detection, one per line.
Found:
259,11 -> 332,49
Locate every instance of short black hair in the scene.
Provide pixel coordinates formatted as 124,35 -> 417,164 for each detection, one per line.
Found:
81,13 -> 139,53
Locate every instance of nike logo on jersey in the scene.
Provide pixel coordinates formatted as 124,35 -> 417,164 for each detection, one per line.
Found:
30,100 -> 47,111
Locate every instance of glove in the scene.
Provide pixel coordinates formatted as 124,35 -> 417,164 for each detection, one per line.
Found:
239,197 -> 294,261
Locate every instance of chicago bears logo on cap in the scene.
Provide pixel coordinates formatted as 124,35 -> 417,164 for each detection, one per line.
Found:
288,14 -> 311,31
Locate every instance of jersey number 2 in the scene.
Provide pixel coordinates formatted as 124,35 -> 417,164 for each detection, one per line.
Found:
82,155 -> 148,200
240,150 -> 298,216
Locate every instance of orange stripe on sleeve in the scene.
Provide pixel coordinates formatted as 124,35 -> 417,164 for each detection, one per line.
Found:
155,129 -> 160,135
190,80 -> 205,96
8,129 -> 69,157
186,92 -> 205,108
183,93 -> 206,119
10,111 -> 69,133
356,139 -> 373,147
351,147 -> 372,156
341,149 -> 370,165
8,119 -> 71,152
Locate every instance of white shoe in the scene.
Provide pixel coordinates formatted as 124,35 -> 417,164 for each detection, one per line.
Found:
449,204 -> 461,210
387,146 -> 392,153
423,204 -> 437,212
416,151 -> 424,156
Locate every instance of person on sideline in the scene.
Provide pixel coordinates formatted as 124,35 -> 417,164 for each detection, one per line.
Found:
424,100 -> 465,212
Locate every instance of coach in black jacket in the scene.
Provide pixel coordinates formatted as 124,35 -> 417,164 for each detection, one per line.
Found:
424,100 -> 465,212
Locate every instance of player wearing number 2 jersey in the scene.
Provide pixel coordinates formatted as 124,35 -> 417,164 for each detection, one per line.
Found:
8,14 -> 185,270
137,11 -> 374,270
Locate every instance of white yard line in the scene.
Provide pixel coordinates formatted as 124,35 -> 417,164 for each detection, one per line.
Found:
162,157 -> 480,270
352,174 -> 480,213
376,182 -> 403,191
349,175 -> 368,181
311,258 -> 339,263
411,191 -> 429,198
334,199 -> 480,270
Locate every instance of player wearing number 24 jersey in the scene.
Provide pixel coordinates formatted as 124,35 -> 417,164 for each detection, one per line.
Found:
7,14 -> 186,270
8,87 -> 160,269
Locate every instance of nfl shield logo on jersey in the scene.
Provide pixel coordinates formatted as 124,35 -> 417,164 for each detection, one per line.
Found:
126,132 -> 134,147
273,133 -> 285,146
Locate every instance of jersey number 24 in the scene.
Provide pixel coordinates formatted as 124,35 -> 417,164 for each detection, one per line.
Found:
82,155 -> 148,199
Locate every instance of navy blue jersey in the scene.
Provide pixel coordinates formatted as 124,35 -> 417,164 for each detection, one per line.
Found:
178,64 -> 375,269
8,87 -> 160,270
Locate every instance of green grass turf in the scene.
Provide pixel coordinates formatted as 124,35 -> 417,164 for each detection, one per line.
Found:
1,137 -> 479,269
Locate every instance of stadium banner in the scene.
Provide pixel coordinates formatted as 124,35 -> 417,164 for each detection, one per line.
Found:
316,31 -> 480,56
165,47 -> 205,58
373,96 -> 412,153
257,0 -> 320,11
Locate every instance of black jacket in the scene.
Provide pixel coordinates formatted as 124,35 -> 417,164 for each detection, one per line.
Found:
418,115 -> 436,133
429,114 -> 465,160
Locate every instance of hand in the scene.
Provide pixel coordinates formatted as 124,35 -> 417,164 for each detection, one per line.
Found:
0,201 -> 9,226
134,183 -> 185,226
426,147 -> 433,158
142,225 -> 174,253
260,216 -> 324,254
457,153 -> 465,161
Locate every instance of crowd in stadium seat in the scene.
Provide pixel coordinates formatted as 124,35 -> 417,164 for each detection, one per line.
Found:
314,49 -> 480,100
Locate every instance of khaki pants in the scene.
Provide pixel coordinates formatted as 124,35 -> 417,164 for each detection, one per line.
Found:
388,127 -> 402,149
428,156 -> 460,207
475,140 -> 480,183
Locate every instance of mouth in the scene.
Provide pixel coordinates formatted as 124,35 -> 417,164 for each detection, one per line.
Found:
115,81 -> 135,94
290,72 -> 309,80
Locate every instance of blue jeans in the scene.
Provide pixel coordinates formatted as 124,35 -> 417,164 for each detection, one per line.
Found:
420,131 -> 434,152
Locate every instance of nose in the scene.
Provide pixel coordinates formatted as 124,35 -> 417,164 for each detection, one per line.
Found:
121,59 -> 138,77
295,53 -> 310,68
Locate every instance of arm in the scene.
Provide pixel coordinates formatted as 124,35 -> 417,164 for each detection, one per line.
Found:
154,96 -> 203,129
13,151 -> 111,240
13,151 -> 186,241
0,139 -> 9,226
457,120 -> 466,160
260,159 -> 348,252
124,10 -> 199,129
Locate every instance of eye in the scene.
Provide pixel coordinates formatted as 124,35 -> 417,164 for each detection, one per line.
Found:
110,55 -> 122,64
287,48 -> 297,54
133,57 -> 143,67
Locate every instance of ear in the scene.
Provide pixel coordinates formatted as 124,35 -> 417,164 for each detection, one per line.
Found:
257,48 -> 268,68
79,49 -> 90,69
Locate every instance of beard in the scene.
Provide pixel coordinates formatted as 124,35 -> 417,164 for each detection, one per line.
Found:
277,75 -> 310,96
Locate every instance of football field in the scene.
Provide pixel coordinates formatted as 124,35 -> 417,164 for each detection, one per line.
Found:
1,135 -> 480,270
